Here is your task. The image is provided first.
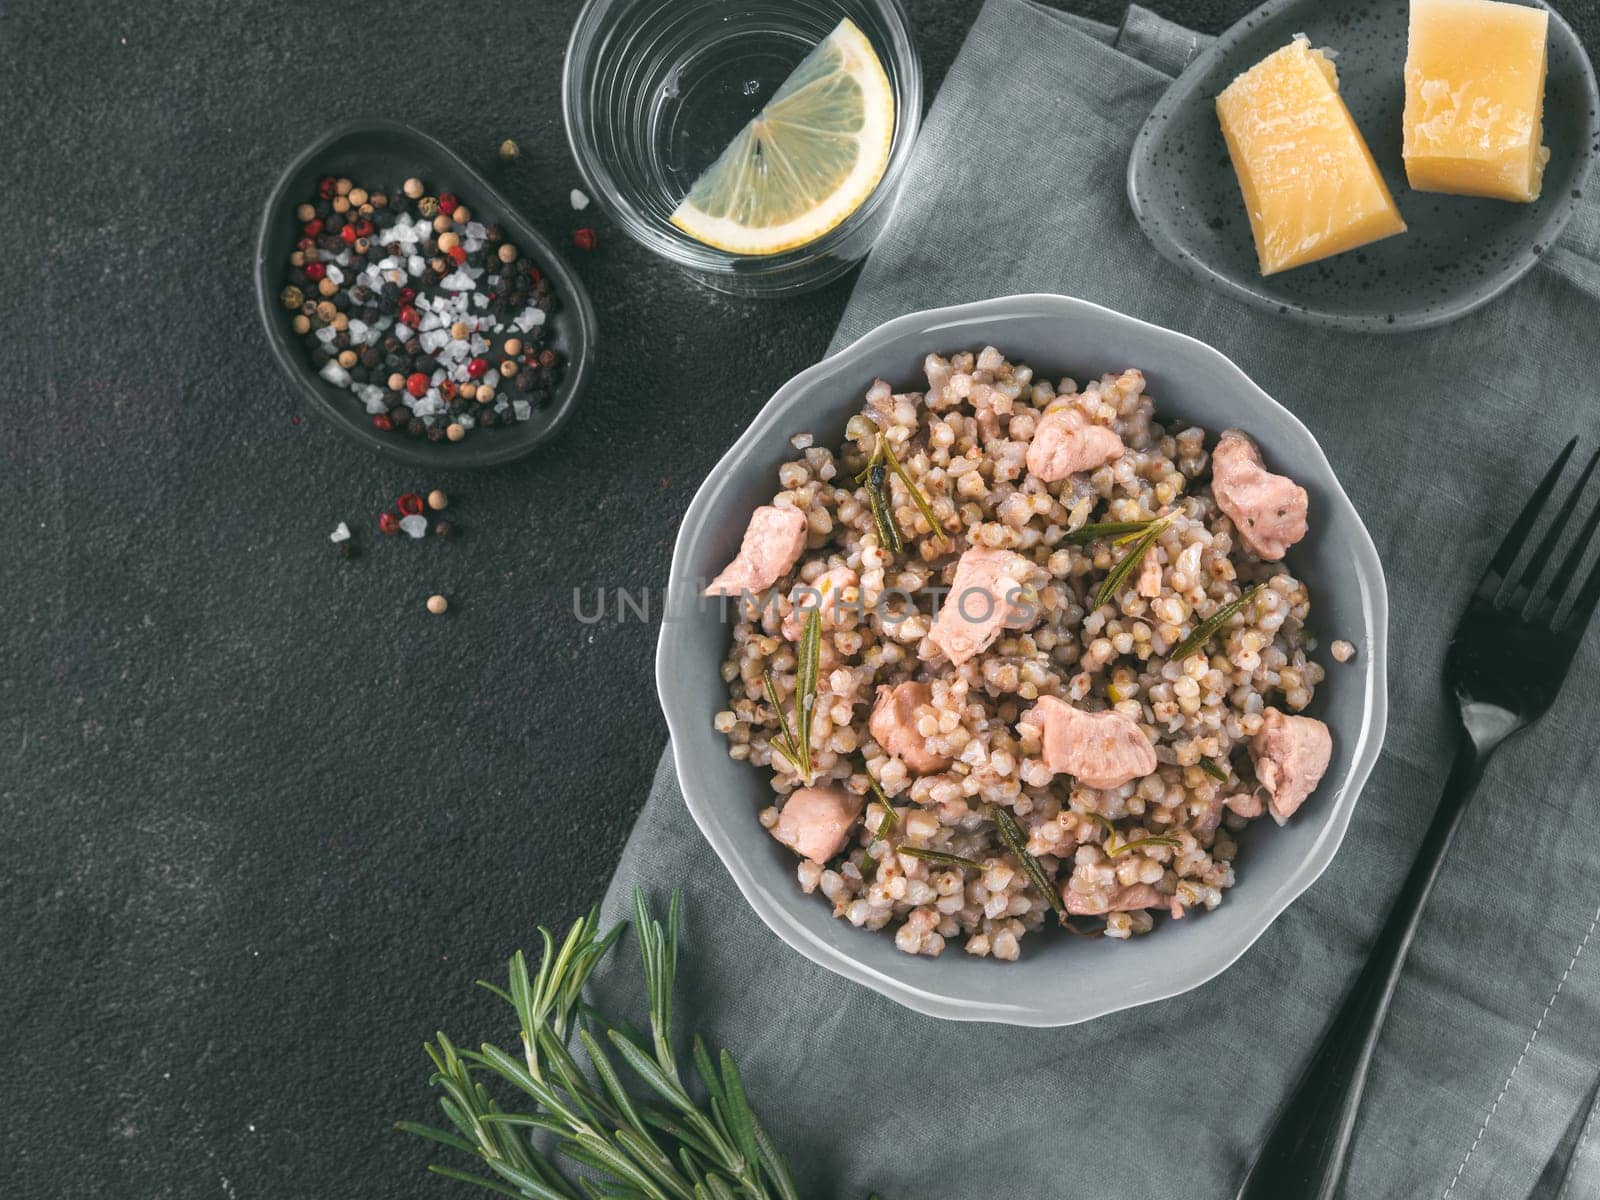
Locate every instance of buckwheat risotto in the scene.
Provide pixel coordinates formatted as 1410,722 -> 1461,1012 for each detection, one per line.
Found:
707,347 -> 1333,959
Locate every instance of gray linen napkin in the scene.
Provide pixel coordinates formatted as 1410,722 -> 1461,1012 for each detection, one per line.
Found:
597,4 -> 1600,1196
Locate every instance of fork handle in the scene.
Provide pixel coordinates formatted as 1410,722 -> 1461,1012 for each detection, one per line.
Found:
1235,740 -> 1489,1200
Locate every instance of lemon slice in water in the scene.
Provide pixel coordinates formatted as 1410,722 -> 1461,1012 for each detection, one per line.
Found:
669,18 -> 895,257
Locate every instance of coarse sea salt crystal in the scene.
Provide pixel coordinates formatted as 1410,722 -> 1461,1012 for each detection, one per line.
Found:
484,370 -> 500,389
431,369 -> 447,385
319,361 -> 351,387
395,324 -> 414,342
412,396 -> 440,417
349,319 -> 368,340
466,221 -> 486,238
330,522 -> 351,543
441,270 -> 474,291
570,188 -> 590,210
378,256 -> 401,270
364,394 -> 388,414
419,313 -> 441,333
325,265 -> 345,286
470,335 -> 490,355
464,238 -> 483,255
400,514 -> 428,539
473,293 -> 489,309
315,326 -> 337,345
408,254 -> 425,276
513,399 -> 531,422
458,413 -> 476,430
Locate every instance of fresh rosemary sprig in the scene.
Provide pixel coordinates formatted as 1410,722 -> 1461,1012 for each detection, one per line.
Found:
1105,835 -> 1182,858
897,846 -> 984,870
1064,519 -> 1161,545
1169,583 -> 1265,662
1081,811 -> 1181,858
991,806 -> 1066,924
761,609 -> 821,784
1092,514 -> 1170,608
855,434 -> 949,552
877,435 -> 950,546
1199,758 -> 1230,782
400,890 -> 802,1200
864,463 -> 904,554
866,775 -> 897,839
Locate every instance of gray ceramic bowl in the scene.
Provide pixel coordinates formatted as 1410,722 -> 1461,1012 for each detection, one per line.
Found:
657,294 -> 1389,1025
1128,0 -> 1599,333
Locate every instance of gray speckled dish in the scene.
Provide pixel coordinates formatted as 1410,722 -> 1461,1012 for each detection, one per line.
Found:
1127,0 -> 1599,332
657,294 -> 1389,1026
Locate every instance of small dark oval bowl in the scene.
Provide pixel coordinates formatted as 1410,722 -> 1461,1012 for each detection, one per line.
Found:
1127,0 -> 1599,333
255,119 -> 597,467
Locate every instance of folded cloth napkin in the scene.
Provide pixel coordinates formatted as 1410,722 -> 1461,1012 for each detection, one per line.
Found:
597,4 -> 1600,1195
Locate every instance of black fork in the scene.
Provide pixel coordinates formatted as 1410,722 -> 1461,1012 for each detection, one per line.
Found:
1237,439 -> 1600,1200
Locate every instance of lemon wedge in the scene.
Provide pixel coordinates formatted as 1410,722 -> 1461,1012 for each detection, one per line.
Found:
669,18 -> 895,257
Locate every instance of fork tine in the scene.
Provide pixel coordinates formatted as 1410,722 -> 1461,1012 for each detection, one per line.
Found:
1479,438 -> 1578,599
1560,537 -> 1600,634
1511,447 -> 1600,608
1533,458 -> 1600,620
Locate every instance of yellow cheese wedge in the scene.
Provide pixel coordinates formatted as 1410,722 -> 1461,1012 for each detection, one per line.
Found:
1216,37 -> 1407,276
1403,0 -> 1550,202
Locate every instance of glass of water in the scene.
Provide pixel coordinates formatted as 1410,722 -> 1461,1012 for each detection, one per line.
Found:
563,0 -> 921,297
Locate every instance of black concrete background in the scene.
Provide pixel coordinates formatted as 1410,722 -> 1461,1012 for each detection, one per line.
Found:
9,1 -> 1599,1197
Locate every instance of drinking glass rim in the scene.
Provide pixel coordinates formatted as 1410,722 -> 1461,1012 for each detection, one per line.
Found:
561,0 -> 923,275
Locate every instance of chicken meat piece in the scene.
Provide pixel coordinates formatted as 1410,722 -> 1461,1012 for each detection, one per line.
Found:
704,506 -> 808,597
1031,695 -> 1157,789
1250,707 -> 1332,823
1210,430 -> 1308,561
770,785 -> 865,864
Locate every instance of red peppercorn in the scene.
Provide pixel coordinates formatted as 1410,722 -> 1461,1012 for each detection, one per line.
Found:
538,348 -> 557,368
397,492 -> 425,517
399,305 -> 420,328
355,219 -> 374,238
439,380 -> 457,402
447,245 -> 467,264
303,218 -> 324,237
339,224 -> 358,244
438,192 -> 459,215
304,261 -> 326,282
573,227 -> 597,251
528,266 -> 542,284
466,358 -> 489,379
406,372 -> 430,398
373,414 -> 395,433
378,511 -> 400,534
399,287 -> 416,303
318,176 -> 335,198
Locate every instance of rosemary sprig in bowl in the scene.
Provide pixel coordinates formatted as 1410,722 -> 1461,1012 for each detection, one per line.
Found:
1092,514 -> 1171,608
854,433 -> 950,555
761,608 -> 821,785
399,890 -> 802,1200
1169,583 -> 1265,662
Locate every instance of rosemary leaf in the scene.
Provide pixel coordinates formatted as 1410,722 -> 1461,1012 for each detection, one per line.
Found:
1169,583 -> 1265,662
864,465 -> 904,554
897,846 -> 984,870
991,806 -> 1066,923
1064,519 -> 1158,545
791,608 -> 821,784
879,434 -> 951,546
1199,758 -> 1230,782
1093,515 -> 1170,609
866,776 -> 897,838
761,671 -> 806,782
1105,834 -> 1182,858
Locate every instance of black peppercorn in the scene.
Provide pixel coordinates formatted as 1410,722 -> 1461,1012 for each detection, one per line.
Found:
480,408 -> 497,428
407,418 -> 425,437
336,540 -> 355,559
433,519 -> 453,539
426,424 -> 445,442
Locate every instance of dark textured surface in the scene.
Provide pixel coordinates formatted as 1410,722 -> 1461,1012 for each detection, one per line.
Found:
4,2 -> 1595,1198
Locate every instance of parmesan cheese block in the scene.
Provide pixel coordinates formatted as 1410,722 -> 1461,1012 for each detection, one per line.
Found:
1216,37 -> 1407,276
1402,0 -> 1550,202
